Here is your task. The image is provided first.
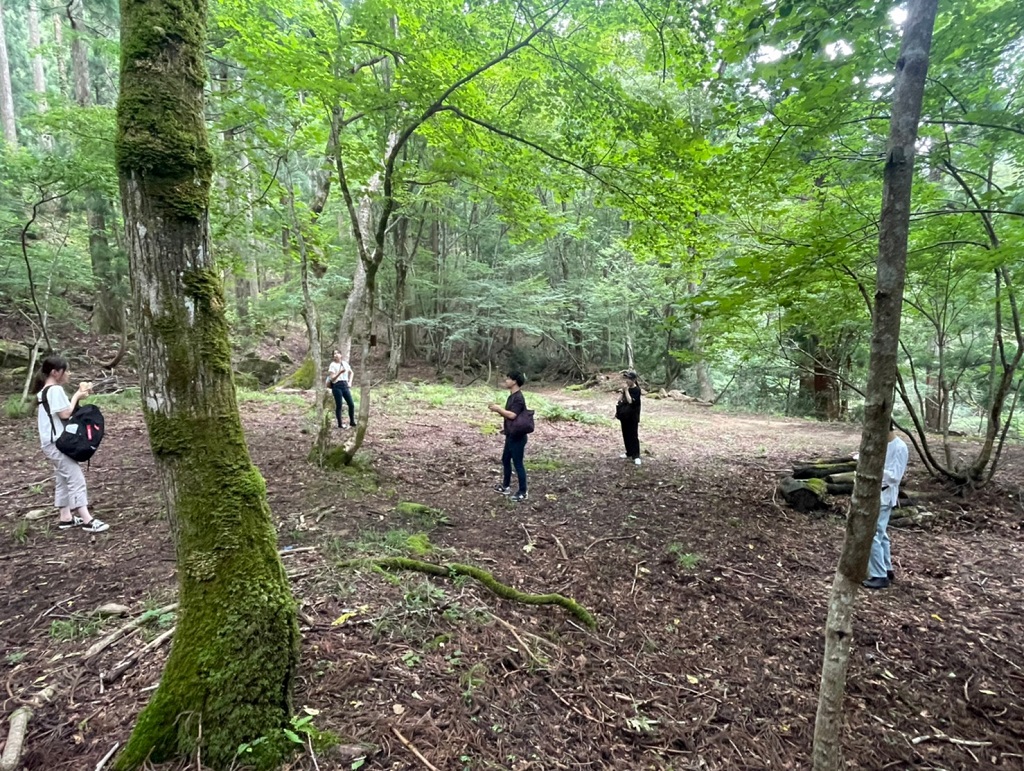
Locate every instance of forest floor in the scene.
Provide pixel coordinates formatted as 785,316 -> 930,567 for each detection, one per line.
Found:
1,379 -> 1023,770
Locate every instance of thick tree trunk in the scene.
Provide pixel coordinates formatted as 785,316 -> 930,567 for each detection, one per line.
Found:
812,3 -> 938,769
0,0 -> 17,147
114,0 -> 298,767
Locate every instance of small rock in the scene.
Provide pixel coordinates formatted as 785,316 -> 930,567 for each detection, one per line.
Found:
24,509 -> 49,520
93,603 -> 131,617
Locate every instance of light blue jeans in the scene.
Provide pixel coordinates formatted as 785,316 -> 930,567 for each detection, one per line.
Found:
868,504 -> 893,579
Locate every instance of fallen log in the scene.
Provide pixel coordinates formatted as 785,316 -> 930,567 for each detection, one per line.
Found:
778,476 -> 827,512
825,471 -> 856,484
826,482 -> 854,495
792,462 -> 857,480
794,455 -> 856,466
0,685 -> 56,771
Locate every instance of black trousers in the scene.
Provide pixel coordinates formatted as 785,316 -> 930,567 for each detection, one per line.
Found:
620,417 -> 640,459
332,381 -> 355,426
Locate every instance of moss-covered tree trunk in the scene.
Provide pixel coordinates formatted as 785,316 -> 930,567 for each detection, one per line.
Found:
113,0 -> 298,767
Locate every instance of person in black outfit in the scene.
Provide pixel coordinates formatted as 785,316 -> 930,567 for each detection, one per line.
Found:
616,371 -> 642,465
488,371 -> 529,502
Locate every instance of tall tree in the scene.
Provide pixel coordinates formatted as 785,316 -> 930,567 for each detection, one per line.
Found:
66,0 -> 123,332
812,1 -> 939,769
0,0 -> 17,146
113,0 -> 298,766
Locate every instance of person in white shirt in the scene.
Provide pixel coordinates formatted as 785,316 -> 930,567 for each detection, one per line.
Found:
862,423 -> 908,590
34,355 -> 109,533
327,350 -> 356,429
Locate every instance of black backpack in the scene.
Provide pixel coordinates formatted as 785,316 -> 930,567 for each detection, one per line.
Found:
41,387 -> 105,462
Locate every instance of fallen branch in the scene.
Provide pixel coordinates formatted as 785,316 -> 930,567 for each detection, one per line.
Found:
911,731 -> 992,748
95,742 -> 120,771
343,557 -> 596,629
101,627 -> 174,684
0,685 -> 56,771
583,535 -> 636,555
391,727 -> 441,771
488,614 -> 546,667
83,603 -> 177,661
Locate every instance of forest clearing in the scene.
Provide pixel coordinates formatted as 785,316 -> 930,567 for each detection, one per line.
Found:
2,380 -> 1022,770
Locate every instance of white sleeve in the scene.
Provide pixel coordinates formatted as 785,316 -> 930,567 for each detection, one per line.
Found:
882,441 -> 908,488
48,386 -> 71,415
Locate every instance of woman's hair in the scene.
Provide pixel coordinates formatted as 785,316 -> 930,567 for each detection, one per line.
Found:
624,370 -> 638,381
507,371 -> 525,387
33,354 -> 68,393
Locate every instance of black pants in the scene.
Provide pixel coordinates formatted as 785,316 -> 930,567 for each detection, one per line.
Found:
620,417 -> 640,459
502,434 -> 528,493
332,381 -> 355,427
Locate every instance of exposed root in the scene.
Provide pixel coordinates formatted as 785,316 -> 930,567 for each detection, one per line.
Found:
343,556 -> 597,629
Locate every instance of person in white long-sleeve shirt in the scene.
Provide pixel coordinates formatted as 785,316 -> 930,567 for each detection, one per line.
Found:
862,423 -> 909,590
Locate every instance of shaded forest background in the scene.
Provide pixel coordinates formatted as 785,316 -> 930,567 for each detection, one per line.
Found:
1,0 -> 1023,482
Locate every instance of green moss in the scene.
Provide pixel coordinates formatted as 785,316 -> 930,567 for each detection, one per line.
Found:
804,477 -> 827,495
279,357 -> 316,389
116,0 -> 212,221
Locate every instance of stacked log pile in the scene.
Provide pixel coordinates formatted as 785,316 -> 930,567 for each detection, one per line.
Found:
777,455 -> 926,520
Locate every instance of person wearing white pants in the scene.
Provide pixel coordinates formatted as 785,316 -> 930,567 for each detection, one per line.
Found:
35,355 -> 109,533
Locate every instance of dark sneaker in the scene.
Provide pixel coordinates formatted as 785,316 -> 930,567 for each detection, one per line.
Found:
80,519 -> 110,533
511,491 -> 528,502
493,484 -> 511,495
886,569 -> 896,583
58,516 -> 83,530
862,576 -> 890,590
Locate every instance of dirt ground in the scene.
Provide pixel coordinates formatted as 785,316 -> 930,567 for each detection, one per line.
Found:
1,382 -> 1023,770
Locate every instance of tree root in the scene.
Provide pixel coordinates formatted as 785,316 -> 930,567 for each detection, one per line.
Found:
343,557 -> 596,629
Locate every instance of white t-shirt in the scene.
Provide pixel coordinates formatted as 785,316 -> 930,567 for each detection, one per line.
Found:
881,436 -> 909,508
37,385 -> 70,447
328,360 -> 351,384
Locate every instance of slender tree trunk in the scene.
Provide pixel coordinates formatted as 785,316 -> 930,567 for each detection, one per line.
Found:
68,0 -> 123,333
812,3 -> 938,769
67,0 -> 90,106
0,0 -> 17,147
113,0 -> 298,765
52,13 -> 67,98
28,0 -> 47,100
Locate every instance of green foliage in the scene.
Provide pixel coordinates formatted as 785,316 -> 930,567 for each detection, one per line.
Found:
666,544 -> 701,570
3,395 -> 30,419
88,389 -> 142,413
395,502 -> 450,528
49,616 -> 103,641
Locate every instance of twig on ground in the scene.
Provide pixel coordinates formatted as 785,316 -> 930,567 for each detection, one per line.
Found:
307,735 -> 321,771
489,614 -> 545,667
391,727 -> 440,771
101,627 -> 174,684
0,479 -> 49,498
83,603 -> 177,661
543,684 -> 610,726
552,535 -> 568,560
910,731 -> 992,748
521,523 -> 534,549
0,685 -> 56,771
631,561 -> 645,596
95,742 -> 120,771
583,535 -> 635,555
279,546 -> 316,556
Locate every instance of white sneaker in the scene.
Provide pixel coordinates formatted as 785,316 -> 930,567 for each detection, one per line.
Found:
619,453 -> 628,459
634,457 -> 642,466
81,519 -> 110,533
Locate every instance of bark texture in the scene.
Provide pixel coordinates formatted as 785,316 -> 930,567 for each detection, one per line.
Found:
812,2 -> 938,769
114,0 -> 298,767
